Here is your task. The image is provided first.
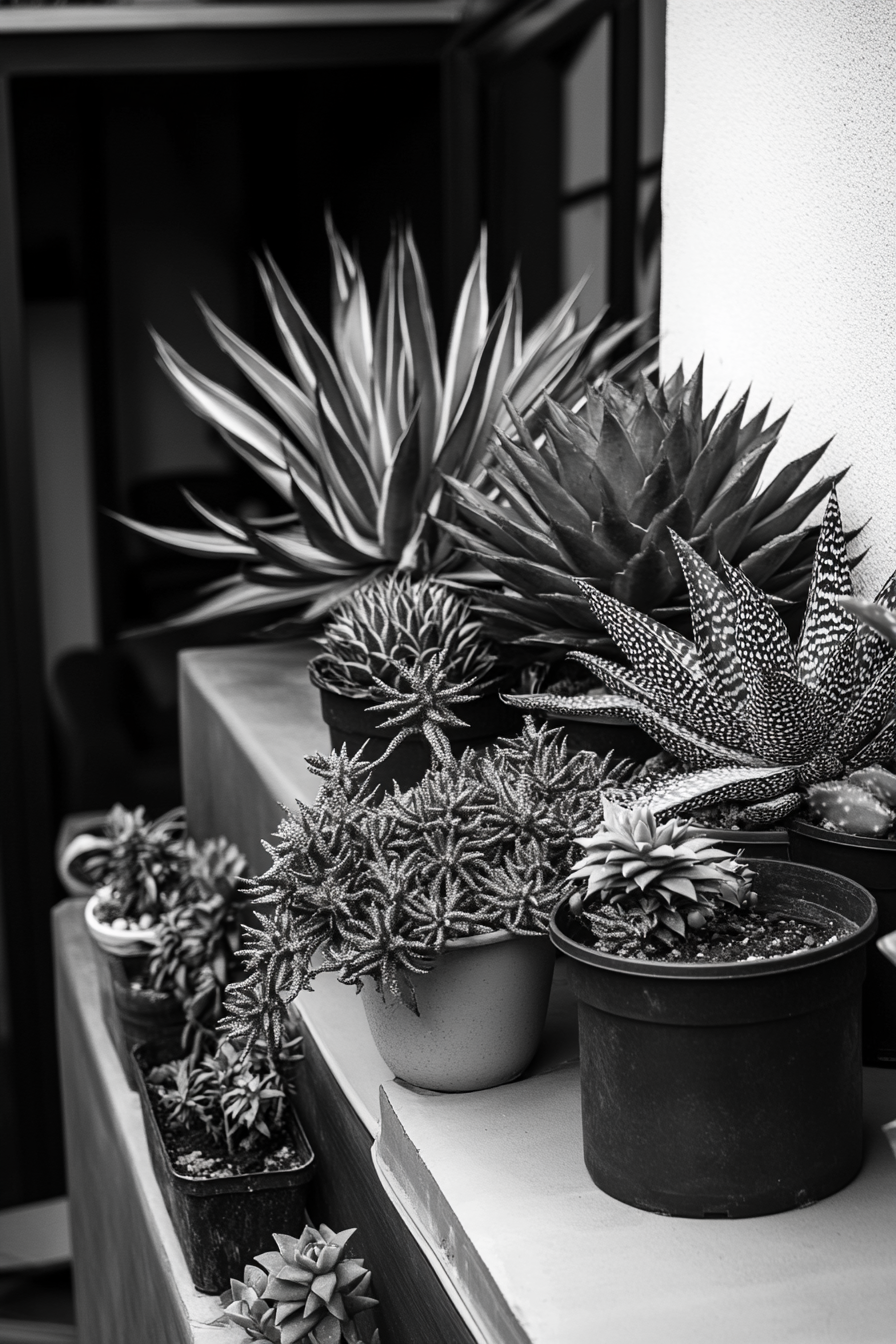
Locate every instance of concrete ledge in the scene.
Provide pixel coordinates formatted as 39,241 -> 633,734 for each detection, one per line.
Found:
181,643 -> 896,1344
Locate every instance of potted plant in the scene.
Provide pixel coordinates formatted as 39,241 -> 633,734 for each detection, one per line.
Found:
223,1226 -> 378,1344
509,490 -> 896,865
781,590 -> 896,1064
60,804 -> 249,1065
59,803 -> 186,955
110,218 -> 637,634
552,800 -> 877,1218
134,1033 -> 313,1293
222,720 -> 633,1092
309,574 -> 522,791
441,359 -> 845,652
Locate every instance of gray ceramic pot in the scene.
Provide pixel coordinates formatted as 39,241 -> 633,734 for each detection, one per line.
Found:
361,930 -> 555,1092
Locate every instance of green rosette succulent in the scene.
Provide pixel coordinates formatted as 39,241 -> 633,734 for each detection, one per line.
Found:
223,1226 -> 377,1344
568,799 -> 753,949
309,574 -> 497,699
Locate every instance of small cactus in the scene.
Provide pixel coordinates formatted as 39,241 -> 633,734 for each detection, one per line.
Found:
805,780 -> 895,838
848,765 -> 896,809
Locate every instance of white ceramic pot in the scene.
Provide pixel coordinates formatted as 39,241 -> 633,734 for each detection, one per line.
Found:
84,894 -> 159,958
360,929 -> 555,1092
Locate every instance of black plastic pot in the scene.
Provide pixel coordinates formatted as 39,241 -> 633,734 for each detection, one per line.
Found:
133,1043 -> 315,1293
551,859 -> 877,1218
695,826 -> 790,862
789,820 -> 896,1067
319,686 -> 523,792
105,953 -> 185,1076
545,714 -> 658,764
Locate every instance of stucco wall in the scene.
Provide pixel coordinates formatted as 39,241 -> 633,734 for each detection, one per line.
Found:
660,0 -> 896,594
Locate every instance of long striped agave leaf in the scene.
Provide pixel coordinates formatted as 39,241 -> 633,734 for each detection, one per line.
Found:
398,226 -> 442,463
195,299 -> 323,460
105,513 -> 259,559
437,229 -> 489,447
324,213 -> 374,424
261,250 -> 367,454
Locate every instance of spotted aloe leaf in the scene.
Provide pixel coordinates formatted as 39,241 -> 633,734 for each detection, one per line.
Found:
797,490 -> 855,686
507,487 -> 896,828
643,764 -> 799,820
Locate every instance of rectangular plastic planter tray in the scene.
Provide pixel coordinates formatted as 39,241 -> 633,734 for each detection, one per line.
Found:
133,1042 -> 315,1293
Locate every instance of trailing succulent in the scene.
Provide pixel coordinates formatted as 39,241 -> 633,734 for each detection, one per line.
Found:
568,800 -> 754,953
223,1226 -> 378,1344
441,360 -> 846,648
112,219 -> 637,633
510,490 -> 896,828
148,1038 -> 287,1155
222,719 -> 633,1051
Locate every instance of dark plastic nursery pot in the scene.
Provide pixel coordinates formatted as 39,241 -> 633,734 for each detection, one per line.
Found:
694,826 -> 790,863
789,820 -> 896,1067
547,714 -> 658,764
551,859 -> 877,1219
104,953 -> 185,1078
319,686 -> 523,792
133,1044 -> 315,1294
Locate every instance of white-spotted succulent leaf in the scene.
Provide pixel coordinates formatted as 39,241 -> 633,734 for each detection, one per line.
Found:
510,490 -> 896,827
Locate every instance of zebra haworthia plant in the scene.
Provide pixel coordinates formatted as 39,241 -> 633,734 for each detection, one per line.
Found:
440,361 -> 847,648
509,490 -> 896,826
113,220 -> 636,632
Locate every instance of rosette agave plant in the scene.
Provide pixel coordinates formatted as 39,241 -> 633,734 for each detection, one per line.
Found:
509,490 -> 896,826
113,219 -> 636,631
441,361 -> 845,647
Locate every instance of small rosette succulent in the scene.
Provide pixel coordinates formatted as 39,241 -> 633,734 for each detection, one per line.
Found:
568,799 -> 753,948
223,1226 -> 378,1344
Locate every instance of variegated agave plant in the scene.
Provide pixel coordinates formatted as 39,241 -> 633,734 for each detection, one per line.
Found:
509,491 -> 896,826
113,219 -> 636,631
440,361 -> 845,648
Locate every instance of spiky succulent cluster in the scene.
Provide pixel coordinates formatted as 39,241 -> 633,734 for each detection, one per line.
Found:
805,766 -> 896,839
222,719 -> 633,1049
83,805 -> 187,919
112,218 -> 635,633
568,801 -> 753,949
309,574 -> 496,698
511,491 -> 896,827
310,574 -> 501,770
442,361 -> 845,648
223,1227 -> 377,1344
148,1038 -> 285,1154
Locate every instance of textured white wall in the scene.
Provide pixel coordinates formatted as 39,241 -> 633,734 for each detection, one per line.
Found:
660,0 -> 896,594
